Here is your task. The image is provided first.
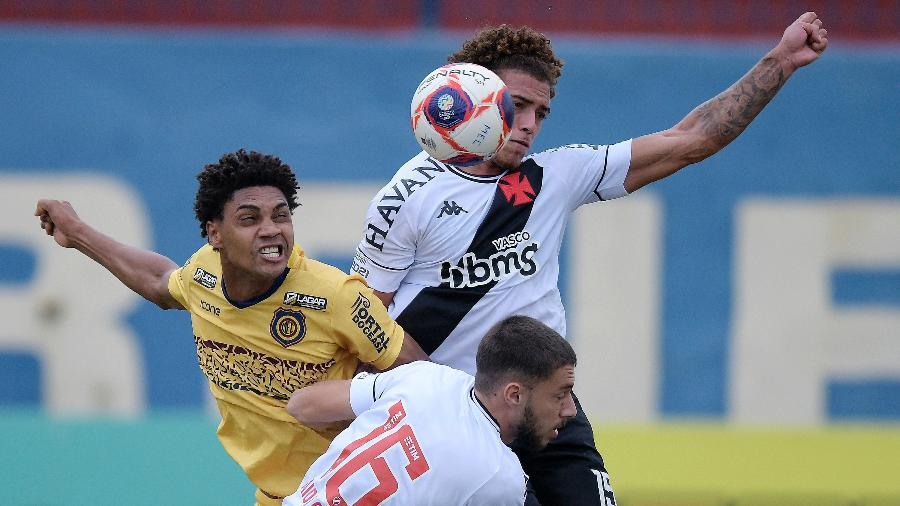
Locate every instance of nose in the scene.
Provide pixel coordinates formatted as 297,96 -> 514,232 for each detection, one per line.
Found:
561,392 -> 577,418
516,109 -> 536,134
258,217 -> 280,237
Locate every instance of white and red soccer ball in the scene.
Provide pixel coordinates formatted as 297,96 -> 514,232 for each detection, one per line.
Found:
410,63 -> 515,166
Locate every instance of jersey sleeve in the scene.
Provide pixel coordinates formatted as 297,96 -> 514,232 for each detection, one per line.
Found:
167,254 -> 197,309
348,362 -> 432,415
329,274 -> 405,370
531,139 -> 632,211
348,371 -> 380,415
351,157 -> 431,294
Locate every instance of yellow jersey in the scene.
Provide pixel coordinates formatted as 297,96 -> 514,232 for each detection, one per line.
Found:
168,243 -> 404,497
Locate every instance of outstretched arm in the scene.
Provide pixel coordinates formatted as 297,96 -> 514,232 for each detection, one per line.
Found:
35,199 -> 183,310
287,380 -> 354,429
624,12 -> 828,192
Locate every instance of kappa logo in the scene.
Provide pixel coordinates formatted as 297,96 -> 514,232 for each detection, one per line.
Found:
283,292 -> 327,311
193,267 -> 218,289
499,172 -> 537,206
437,200 -> 468,218
270,307 -> 307,348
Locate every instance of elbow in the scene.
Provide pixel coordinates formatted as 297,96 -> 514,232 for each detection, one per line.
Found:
287,388 -> 315,425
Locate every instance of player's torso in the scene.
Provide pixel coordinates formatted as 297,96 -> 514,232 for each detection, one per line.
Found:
183,247 -> 358,413
359,154 -> 570,370
296,367 -> 523,505
365,154 -> 567,298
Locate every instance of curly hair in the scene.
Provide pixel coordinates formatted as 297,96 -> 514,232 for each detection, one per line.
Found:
193,149 -> 300,238
447,25 -> 564,97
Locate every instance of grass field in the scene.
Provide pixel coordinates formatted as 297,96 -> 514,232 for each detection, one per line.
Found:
2,413 -> 899,505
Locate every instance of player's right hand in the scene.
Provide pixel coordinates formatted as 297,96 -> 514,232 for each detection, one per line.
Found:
34,199 -> 80,248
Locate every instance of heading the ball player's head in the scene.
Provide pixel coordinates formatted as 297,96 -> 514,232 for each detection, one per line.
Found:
448,25 -> 563,171
194,149 -> 300,295
475,315 -> 578,449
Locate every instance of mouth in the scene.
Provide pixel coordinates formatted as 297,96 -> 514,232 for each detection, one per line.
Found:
258,245 -> 284,262
509,139 -> 530,149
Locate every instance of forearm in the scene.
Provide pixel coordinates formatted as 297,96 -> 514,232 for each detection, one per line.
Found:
287,380 -> 355,427
681,49 -> 794,162
70,221 -> 181,308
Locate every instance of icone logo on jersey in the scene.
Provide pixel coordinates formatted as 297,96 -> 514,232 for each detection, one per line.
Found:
441,233 -> 540,288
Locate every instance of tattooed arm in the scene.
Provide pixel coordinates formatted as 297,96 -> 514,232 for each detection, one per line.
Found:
624,12 -> 828,193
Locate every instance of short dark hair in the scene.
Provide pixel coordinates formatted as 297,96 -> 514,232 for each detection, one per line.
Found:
475,315 -> 576,392
447,25 -> 564,98
193,149 -> 300,238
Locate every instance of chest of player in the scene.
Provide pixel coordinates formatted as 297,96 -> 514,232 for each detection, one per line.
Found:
414,173 -> 567,271
188,277 -> 343,364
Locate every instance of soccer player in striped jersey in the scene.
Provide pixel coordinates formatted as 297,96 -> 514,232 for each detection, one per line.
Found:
283,316 -> 577,506
352,13 -> 828,505
35,149 -> 428,505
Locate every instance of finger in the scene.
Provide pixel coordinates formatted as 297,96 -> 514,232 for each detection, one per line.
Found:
811,25 -> 826,45
796,11 -> 817,25
34,200 -> 48,217
812,18 -> 823,29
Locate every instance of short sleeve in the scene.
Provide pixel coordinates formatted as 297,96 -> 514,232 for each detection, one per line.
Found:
351,153 -> 436,293
352,206 -> 419,294
329,274 -> 405,370
349,371 -> 380,415
167,262 -> 190,309
529,139 -> 632,211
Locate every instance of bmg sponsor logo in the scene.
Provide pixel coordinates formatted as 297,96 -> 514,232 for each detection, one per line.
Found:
441,232 -> 540,289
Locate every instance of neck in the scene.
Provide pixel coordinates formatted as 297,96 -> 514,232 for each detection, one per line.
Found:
221,265 -> 281,302
474,388 -> 515,444
460,159 -> 506,177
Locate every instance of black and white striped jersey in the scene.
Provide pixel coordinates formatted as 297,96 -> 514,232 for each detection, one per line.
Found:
353,141 -> 632,374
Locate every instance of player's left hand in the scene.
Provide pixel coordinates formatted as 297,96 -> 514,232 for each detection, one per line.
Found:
778,12 -> 828,69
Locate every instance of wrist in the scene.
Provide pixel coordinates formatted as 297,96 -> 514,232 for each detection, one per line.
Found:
765,45 -> 798,76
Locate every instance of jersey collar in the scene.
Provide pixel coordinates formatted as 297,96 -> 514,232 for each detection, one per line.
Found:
447,164 -> 510,183
470,387 -> 502,436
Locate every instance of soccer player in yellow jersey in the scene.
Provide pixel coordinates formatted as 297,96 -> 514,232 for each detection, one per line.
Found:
34,149 -> 428,505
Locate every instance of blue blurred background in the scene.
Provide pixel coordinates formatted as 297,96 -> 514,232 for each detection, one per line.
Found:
1,1 -> 898,504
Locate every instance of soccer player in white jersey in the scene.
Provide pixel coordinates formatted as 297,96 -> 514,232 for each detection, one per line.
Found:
283,315 -> 577,506
352,13 -> 828,506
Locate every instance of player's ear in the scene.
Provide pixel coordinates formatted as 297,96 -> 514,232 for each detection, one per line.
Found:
206,220 -> 222,249
502,382 -> 526,407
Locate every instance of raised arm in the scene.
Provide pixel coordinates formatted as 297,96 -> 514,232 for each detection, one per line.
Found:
35,199 -> 183,310
624,12 -> 828,193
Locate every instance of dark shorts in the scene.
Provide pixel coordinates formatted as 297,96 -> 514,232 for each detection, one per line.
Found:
512,393 -> 617,506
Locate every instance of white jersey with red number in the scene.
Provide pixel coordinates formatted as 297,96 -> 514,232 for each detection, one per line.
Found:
283,361 -> 526,506
352,142 -> 632,374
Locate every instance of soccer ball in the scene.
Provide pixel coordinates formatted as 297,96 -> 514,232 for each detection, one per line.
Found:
410,63 -> 515,166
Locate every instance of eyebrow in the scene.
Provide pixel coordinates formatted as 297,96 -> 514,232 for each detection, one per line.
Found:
235,201 -> 288,213
511,92 -> 551,116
